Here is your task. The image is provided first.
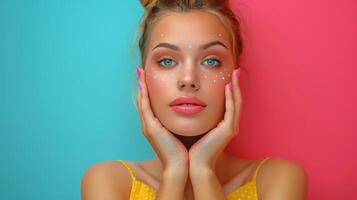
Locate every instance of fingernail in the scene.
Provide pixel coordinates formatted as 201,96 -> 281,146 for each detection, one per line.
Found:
138,80 -> 142,90
136,67 -> 142,78
236,68 -> 241,78
229,81 -> 233,91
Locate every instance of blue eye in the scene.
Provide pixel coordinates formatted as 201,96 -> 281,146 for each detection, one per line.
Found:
157,58 -> 176,67
202,58 -> 222,67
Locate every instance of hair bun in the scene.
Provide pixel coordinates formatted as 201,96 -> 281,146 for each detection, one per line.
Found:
140,0 -> 159,10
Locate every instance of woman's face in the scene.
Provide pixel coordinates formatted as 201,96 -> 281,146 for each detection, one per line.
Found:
144,10 -> 235,136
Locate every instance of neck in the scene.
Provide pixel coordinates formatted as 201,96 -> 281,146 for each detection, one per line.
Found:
171,131 -> 207,151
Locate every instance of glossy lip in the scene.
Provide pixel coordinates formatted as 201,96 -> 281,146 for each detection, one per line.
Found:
169,96 -> 207,107
169,96 -> 207,115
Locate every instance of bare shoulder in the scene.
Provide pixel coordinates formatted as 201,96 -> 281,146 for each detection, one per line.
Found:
258,156 -> 308,200
81,160 -> 132,200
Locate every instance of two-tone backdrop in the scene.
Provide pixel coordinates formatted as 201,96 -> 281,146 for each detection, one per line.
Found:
0,0 -> 356,199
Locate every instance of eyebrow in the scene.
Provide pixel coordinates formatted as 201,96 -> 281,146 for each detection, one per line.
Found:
151,40 -> 228,52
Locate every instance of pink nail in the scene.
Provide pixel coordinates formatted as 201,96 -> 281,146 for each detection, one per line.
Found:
229,81 -> 233,91
136,67 -> 142,78
236,68 -> 241,78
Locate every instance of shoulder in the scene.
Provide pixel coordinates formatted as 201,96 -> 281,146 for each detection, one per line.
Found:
81,160 -> 132,200
258,156 -> 308,200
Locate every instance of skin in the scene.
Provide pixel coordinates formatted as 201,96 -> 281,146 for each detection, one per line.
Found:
138,10 -> 240,198
81,10 -> 308,200
144,11 -> 235,138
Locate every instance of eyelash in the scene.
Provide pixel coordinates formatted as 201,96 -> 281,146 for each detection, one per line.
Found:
157,57 -> 222,68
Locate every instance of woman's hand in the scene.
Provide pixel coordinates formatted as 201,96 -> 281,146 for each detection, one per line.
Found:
136,68 -> 189,173
188,68 -> 242,173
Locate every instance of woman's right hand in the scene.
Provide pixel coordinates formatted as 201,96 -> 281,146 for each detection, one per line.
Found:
136,68 -> 189,173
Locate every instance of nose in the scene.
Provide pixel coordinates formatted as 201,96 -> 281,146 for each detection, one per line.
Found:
177,68 -> 200,91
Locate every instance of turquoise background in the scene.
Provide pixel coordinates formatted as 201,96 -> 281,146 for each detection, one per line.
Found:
0,1 -> 154,199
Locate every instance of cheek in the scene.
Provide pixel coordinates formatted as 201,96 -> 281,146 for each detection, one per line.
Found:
145,68 -> 175,86
145,69 -> 176,102
148,72 -> 175,82
202,69 -> 231,109
202,69 -> 231,88
145,61 -> 176,83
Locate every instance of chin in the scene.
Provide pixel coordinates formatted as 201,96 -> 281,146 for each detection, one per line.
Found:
171,129 -> 206,137
156,112 -> 223,137
165,122 -> 213,137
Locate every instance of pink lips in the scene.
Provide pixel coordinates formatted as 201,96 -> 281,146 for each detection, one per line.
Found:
169,96 -> 207,115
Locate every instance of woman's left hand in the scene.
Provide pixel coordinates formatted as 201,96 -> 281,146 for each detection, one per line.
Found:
188,68 -> 242,173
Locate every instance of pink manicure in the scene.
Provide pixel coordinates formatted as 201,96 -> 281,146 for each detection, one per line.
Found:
229,81 -> 233,91
236,68 -> 241,78
136,67 -> 142,78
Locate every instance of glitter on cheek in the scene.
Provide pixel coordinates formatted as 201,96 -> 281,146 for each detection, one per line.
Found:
161,73 -> 170,81
204,72 -> 229,84
148,71 -> 172,82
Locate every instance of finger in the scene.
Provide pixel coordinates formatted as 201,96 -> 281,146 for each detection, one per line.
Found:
194,83 -> 235,159
136,88 -> 147,131
136,85 -> 142,118
232,68 -> 242,132
137,69 -> 149,132
224,80 -> 234,128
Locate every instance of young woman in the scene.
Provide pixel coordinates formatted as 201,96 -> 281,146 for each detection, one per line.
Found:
81,0 -> 308,199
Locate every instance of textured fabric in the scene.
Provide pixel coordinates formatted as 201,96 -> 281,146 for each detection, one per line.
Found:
118,156 -> 272,200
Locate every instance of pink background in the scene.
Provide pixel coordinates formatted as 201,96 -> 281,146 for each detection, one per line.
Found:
226,0 -> 357,199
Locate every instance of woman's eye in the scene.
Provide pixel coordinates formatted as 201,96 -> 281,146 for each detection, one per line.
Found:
157,57 -> 221,68
202,58 -> 222,67
157,58 -> 176,67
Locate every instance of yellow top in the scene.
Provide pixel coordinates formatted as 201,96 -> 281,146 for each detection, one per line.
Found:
118,156 -> 272,200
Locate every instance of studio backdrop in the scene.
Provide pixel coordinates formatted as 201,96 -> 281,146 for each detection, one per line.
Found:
0,0 -> 356,199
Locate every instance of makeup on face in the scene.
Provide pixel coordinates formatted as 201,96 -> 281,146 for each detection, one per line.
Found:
141,11 -> 237,136
147,39 -> 231,85
169,96 -> 207,115
147,70 -> 229,85
147,68 -> 229,85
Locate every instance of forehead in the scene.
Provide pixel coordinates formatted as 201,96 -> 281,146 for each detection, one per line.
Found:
148,10 -> 232,48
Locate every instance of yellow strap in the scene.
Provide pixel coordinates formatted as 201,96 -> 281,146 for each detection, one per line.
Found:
118,160 -> 136,181
252,156 -> 272,181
